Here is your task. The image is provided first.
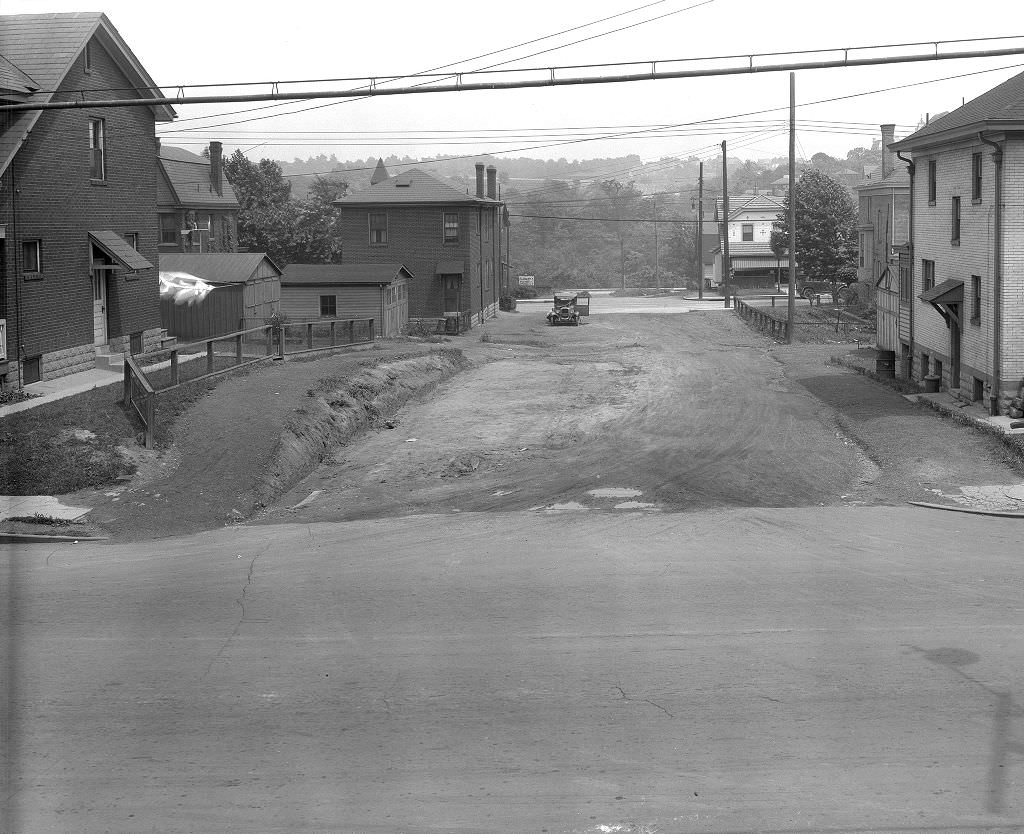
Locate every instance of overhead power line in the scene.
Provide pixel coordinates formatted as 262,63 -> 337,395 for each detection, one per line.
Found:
5,36 -> 1023,114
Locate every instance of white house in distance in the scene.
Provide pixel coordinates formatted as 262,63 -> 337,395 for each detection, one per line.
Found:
713,194 -> 789,289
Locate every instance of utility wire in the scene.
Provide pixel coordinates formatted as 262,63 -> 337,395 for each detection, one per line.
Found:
164,0 -> 713,131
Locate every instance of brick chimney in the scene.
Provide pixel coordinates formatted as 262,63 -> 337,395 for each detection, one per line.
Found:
475,162 -> 485,198
880,124 -> 895,180
209,141 -> 223,196
486,165 -> 497,199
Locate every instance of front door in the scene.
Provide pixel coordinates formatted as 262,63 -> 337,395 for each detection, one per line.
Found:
442,275 -> 461,314
949,306 -> 961,389
92,269 -> 108,345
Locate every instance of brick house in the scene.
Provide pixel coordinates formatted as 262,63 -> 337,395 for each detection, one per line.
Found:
335,162 -> 505,329
890,69 -> 1024,413
157,142 -> 239,254
0,12 -> 175,385
855,124 -> 910,358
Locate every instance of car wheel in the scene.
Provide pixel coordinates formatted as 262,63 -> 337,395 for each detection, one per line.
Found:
801,288 -> 815,300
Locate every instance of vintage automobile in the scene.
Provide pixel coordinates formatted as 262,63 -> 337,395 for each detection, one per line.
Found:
546,291 -> 583,326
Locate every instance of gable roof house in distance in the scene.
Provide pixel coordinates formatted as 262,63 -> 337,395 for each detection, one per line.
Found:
157,142 -> 240,254
888,68 -> 1024,414
335,162 -> 506,332
0,12 -> 176,383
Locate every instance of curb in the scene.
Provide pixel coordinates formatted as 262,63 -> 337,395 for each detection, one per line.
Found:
909,501 -> 1024,519
0,532 -> 109,544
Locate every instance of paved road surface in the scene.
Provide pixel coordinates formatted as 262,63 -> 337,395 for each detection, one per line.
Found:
4,508 -> 1024,833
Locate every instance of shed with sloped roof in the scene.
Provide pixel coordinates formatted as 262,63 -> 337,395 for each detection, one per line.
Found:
281,264 -> 411,337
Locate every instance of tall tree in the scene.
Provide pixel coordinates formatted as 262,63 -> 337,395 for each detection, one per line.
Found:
770,169 -> 857,286
598,178 -> 642,290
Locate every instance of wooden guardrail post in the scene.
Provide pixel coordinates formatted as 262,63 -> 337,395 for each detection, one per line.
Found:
369,319 -> 375,341
306,322 -> 314,350
277,328 -> 285,359
122,361 -> 131,404
206,341 -> 214,374
170,349 -> 179,387
144,393 -> 155,449
346,320 -> 354,344
265,326 -> 273,356
235,334 -> 243,365
330,320 -> 337,347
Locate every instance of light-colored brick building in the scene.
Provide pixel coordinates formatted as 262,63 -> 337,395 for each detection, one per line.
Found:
890,69 -> 1024,413
335,162 -> 506,331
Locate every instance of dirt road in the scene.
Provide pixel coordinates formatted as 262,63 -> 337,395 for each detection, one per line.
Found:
264,300 -> 1023,525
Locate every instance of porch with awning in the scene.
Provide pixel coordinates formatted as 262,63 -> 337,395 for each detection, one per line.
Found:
89,230 -> 153,272
920,278 -> 963,326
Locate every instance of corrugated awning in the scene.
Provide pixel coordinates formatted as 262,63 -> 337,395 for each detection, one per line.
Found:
435,260 -> 464,275
89,230 -> 153,271
730,256 -> 797,270
919,278 -> 963,305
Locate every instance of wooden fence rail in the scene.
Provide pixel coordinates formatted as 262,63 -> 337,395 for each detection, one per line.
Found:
734,299 -> 791,342
121,317 -> 376,444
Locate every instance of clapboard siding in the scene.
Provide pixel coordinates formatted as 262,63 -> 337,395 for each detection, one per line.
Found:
283,285 -> 381,320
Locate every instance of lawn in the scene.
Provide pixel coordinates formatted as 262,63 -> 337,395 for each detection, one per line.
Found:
0,363 -> 255,496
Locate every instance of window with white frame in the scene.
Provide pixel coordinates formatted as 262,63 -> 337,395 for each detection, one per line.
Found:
741,224 -> 754,242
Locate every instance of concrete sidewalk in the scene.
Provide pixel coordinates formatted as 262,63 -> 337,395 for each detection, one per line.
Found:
0,495 -> 92,521
0,367 -> 122,418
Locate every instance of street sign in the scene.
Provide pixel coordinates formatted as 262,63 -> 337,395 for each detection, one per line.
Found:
518,275 -> 535,287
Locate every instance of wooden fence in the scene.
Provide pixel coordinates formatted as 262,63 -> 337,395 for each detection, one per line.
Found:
160,286 -> 244,342
734,298 -> 791,342
122,317 -> 375,447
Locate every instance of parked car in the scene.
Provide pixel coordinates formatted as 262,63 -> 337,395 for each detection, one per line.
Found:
546,291 -> 582,326
797,279 -> 853,300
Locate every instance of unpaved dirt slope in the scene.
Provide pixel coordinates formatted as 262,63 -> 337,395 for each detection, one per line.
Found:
264,307 -> 1022,526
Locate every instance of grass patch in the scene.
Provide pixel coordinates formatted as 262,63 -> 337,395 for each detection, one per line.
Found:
0,387 -> 41,406
0,361 -> 262,496
6,513 -> 74,526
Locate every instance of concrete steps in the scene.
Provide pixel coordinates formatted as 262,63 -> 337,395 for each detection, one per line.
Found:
94,345 -> 124,371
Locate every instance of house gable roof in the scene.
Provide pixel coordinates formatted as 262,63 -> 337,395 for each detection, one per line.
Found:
891,68 -> 1024,151
0,12 -> 176,177
336,168 -> 498,207
159,253 -> 281,284
158,145 -> 239,209
281,263 -> 413,285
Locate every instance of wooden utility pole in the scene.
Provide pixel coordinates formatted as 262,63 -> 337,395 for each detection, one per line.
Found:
721,140 -> 730,308
697,161 -> 704,300
787,72 -> 797,343
653,196 -> 660,290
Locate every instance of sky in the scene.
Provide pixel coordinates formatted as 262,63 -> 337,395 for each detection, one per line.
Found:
4,0 -> 1024,174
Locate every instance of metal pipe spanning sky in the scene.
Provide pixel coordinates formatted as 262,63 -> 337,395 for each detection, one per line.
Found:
2,41 -> 1024,113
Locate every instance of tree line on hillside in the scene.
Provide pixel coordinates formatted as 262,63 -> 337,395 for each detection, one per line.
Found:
225,146 -> 869,282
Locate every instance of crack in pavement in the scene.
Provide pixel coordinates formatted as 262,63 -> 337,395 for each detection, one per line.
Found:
613,685 -> 674,718
203,554 -> 260,678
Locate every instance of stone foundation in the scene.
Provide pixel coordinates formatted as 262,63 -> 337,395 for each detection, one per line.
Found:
41,343 -> 95,381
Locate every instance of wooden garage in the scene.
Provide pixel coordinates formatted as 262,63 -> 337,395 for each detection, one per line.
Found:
159,252 -> 282,339
281,263 -> 411,338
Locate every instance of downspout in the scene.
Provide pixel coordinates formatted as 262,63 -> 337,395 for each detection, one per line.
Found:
478,205 -> 484,324
896,150 -> 914,378
10,150 -> 24,388
979,133 -> 1003,415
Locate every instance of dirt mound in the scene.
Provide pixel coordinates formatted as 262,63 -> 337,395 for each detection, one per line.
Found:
256,349 -> 469,506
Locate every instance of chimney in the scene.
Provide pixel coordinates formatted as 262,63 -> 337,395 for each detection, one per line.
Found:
486,165 -> 497,200
209,141 -> 223,196
880,124 -> 895,179
475,162 -> 485,198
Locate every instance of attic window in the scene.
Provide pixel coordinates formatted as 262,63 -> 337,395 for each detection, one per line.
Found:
395,173 -> 413,187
